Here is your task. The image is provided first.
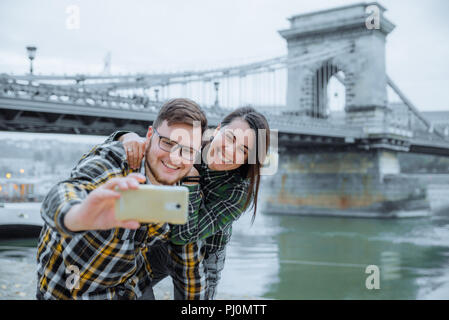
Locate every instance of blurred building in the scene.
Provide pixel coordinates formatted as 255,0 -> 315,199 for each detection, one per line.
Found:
0,176 -> 56,202
0,177 -> 35,202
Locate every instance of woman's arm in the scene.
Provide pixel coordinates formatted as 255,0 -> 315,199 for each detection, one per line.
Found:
104,130 -> 146,170
117,132 -> 145,170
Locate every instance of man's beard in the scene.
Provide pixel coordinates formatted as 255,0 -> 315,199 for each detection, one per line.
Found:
144,141 -> 186,185
145,158 -> 173,185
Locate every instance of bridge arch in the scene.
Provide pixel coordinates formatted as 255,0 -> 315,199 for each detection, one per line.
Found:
309,61 -> 345,118
296,57 -> 353,119
279,2 -> 395,121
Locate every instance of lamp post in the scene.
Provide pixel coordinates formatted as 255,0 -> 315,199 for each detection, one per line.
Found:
214,81 -> 220,107
26,46 -> 37,75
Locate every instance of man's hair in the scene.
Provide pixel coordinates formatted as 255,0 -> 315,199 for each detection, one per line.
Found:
153,98 -> 208,133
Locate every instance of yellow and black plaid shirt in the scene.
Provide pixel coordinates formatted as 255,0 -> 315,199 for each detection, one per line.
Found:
36,140 -> 204,300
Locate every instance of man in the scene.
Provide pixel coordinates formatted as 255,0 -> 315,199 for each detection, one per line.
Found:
36,98 -> 207,300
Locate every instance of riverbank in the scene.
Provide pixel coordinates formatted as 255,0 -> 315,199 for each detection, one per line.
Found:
0,253 -> 179,300
0,247 -> 261,300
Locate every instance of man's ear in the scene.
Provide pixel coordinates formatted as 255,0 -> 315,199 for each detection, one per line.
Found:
146,126 -> 153,140
145,126 -> 153,149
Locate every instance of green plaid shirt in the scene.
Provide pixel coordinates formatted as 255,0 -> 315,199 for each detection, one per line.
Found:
179,162 -> 250,299
171,162 -> 249,249
36,139 -> 205,300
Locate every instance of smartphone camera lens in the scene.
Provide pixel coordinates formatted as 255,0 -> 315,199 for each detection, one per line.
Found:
176,204 -> 181,209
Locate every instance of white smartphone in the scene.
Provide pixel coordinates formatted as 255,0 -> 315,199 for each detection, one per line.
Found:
114,185 -> 189,224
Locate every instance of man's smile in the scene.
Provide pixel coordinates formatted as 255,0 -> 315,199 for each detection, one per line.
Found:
161,160 -> 180,171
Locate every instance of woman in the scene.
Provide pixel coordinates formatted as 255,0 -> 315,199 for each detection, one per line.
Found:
119,106 -> 270,299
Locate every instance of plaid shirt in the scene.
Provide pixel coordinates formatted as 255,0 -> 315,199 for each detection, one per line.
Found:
36,139 -> 204,300
174,162 -> 250,299
171,162 -> 249,249
110,131 -> 250,299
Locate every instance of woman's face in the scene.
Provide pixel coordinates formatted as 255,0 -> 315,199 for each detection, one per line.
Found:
207,118 -> 256,171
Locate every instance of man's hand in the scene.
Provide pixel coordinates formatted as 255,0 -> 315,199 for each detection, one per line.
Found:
63,173 -> 146,232
119,133 -> 146,170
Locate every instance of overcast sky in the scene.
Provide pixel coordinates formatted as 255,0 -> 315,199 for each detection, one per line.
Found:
0,0 -> 448,128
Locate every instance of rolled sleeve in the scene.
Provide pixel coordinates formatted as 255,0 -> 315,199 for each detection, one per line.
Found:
40,182 -> 86,238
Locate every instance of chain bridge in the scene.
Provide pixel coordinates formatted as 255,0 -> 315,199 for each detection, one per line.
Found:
1,2 -> 446,217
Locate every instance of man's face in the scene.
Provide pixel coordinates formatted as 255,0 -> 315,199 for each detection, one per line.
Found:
144,120 -> 202,185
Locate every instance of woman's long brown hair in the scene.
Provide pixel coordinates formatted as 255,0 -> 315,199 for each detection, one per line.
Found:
219,106 -> 270,223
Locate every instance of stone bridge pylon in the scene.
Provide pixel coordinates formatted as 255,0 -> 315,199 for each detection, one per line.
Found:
264,3 -> 431,218
280,2 -> 394,123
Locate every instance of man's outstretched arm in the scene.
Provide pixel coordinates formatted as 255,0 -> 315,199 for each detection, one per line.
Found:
40,141 -> 144,237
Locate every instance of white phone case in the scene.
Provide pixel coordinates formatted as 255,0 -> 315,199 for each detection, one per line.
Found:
114,185 -> 188,224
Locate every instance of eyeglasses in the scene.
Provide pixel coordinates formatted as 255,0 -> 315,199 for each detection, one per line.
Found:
153,128 -> 199,161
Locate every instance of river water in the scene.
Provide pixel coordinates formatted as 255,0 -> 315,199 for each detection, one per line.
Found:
1,187 -> 449,300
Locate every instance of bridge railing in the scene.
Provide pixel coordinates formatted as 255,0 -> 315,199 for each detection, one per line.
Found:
0,77 -> 261,124
0,77 -> 162,112
251,109 -> 364,138
0,76 -> 370,138
2,76 -> 448,145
